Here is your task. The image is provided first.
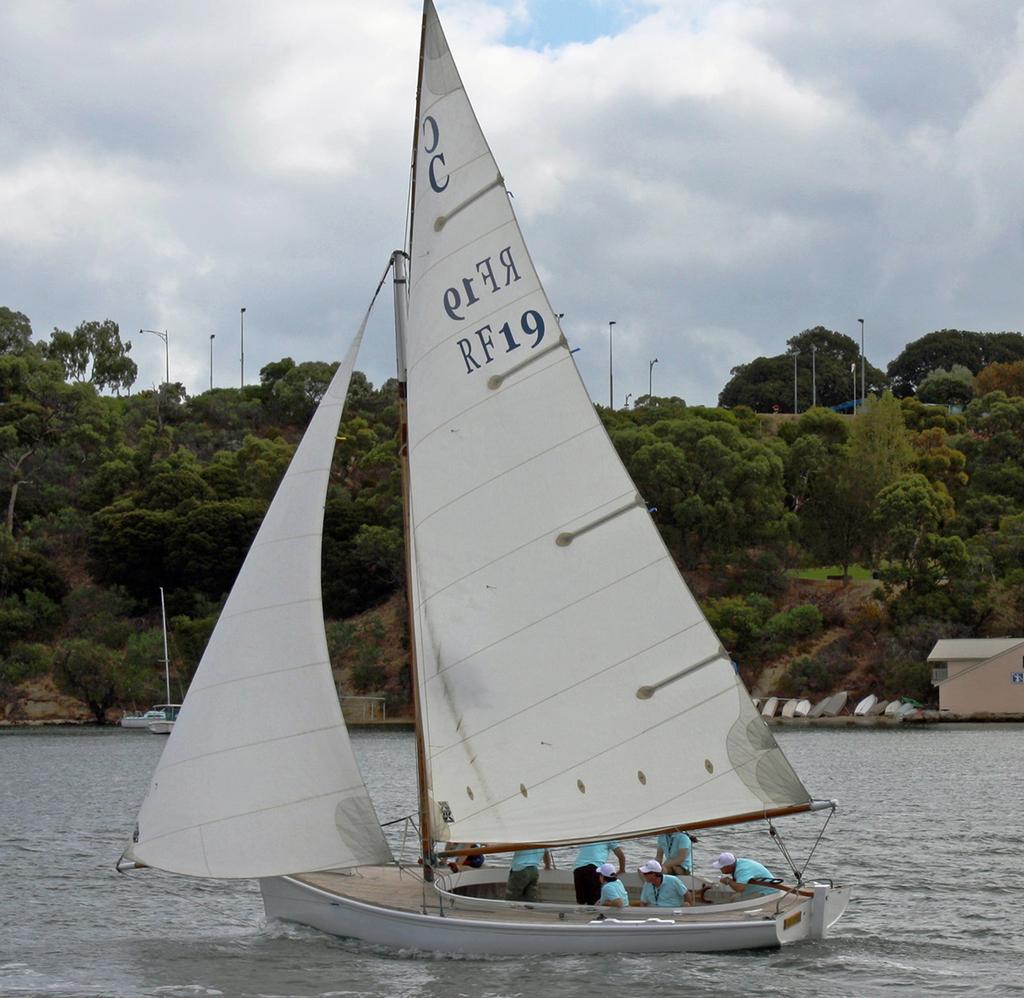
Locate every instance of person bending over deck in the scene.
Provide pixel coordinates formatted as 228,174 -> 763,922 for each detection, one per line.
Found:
573,841 -> 626,905
711,851 -> 777,896
594,863 -> 628,908
655,830 -> 694,875
447,844 -> 484,873
636,859 -> 689,908
505,848 -> 552,902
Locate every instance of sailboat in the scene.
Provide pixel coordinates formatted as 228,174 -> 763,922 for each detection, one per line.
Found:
120,0 -> 849,954
120,588 -> 180,733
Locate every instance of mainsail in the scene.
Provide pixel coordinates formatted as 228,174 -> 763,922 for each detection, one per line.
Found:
123,319 -> 392,879
405,0 -> 809,847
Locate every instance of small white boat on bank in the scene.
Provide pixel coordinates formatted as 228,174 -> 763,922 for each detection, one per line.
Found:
780,698 -> 799,718
761,696 -> 780,718
120,704 -> 180,730
794,699 -> 812,717
853,694 -> 877,716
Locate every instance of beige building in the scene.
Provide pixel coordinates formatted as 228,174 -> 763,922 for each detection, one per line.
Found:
928,638 -> 1024,715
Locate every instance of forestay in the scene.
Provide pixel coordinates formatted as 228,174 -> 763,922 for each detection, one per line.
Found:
405,0 -> 809,847
123,323 -> 392,879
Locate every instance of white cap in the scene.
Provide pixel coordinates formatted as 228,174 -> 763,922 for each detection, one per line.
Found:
638,860 -> 662,874
596,863 -> 616,877
711,851 -> 736,869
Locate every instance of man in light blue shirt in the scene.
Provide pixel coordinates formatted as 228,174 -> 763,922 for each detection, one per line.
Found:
594,863 -> 629,908
573,841 -> 625,904
711,851 -> 778,897
505,848 -> 551,902
637,859 -> 689,907
656,830 -> 692,875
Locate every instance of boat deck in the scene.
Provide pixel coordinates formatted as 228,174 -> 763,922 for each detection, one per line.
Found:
295,865 -> 802,926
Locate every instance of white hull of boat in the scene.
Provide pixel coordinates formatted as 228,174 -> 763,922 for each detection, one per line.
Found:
148,720 -> 174,734
853,694 -> 877,716
260,870 -> 849,956
120,716 -> 158,729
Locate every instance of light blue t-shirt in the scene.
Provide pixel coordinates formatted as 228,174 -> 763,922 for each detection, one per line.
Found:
574,841 -> 621,869
510,849 -> 545,871
639,874 -> 688,907
733,858 -> 776,896
597,877 -> 629,907
656,831 -> 692,869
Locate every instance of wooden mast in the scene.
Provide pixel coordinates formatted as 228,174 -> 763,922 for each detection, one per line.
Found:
393,0 -> 434,882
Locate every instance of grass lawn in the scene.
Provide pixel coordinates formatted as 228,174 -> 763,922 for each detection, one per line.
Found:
788,564 -> 875,581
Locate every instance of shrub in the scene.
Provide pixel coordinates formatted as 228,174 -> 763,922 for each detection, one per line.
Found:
778,656 -> 831,697
764,604 -> 824,642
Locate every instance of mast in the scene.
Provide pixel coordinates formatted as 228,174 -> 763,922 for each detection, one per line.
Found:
393,248 -> 434,881
159,586 -> 170,703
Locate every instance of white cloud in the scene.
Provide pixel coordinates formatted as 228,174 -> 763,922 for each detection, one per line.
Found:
2,0 -> 1023,405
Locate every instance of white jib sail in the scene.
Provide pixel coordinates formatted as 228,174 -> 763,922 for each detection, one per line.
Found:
405,0 -> 809,847
124,323 -> 393,878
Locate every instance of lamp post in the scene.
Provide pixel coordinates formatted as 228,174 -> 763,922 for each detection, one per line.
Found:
851,362 -> 856,414
139,328 -> 169,385
811,343 -> 817,408
648,357 -> 658,398
858,318 -> 865,412
790,349 -> 799,414
209,334 -> 215,391
608,320 -> 616,409
625,392 -> 632,409
240,307 -> 246,388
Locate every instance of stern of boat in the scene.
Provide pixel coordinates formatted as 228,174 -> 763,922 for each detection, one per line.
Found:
775,882 -> 850,945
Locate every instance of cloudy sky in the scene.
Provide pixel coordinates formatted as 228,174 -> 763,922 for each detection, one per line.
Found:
3,0 -> 1023,406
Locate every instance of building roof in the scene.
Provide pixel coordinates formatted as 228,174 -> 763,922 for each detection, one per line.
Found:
928,638 -> 1024,663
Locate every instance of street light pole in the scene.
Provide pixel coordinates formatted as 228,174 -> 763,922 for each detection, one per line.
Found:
791,349 -> 799,414
625,392 -> 632,409
648,357 -> 658,398
608,321 -> 616,409
240,307 -> 246,388
811,343 -> 817,408
210,334 -> 215,391
139,328 -> 169,385
858,318 -> 865,413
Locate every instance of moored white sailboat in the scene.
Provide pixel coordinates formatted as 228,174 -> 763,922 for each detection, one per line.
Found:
120,0 -> 848,954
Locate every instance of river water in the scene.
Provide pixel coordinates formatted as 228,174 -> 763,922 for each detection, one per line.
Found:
1,724 -> 1021,997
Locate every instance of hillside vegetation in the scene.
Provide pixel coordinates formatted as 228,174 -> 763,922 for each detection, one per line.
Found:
3,308 -> 1023,721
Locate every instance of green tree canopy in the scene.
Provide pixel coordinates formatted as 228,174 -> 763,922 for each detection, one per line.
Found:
0,308 -> 34,354
47,319 -> 138,394
916,365 -> 975,406
719,327 -> 884,412
887,330 -> 1024,397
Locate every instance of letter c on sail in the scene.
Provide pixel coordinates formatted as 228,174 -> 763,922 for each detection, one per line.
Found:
423,115 -> 449,193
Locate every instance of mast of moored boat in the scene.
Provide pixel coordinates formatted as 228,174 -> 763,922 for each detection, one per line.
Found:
159,586 -> 171,704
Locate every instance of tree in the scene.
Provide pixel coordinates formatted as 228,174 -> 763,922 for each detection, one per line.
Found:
916,365 -> 975,406
873,473 -> 971,624
0,350 -> 116,535
719,327 -> 884,412
975,360 -> 1024,398
52,638 -> 127,723
0,307 -> 34,354
611,410 -> 792,567
46,319 -> 137,394
887,330 -> 1024,397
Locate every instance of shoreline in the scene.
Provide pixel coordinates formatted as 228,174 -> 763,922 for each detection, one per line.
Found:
3,714 -> 1023,731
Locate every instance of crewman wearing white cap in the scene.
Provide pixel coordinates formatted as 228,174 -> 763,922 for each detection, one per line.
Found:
711,851 -> 777,896
637,859 -> 689,908
594,863 -> 628,908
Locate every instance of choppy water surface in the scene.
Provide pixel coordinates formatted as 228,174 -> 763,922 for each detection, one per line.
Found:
1,724 -> 1022,997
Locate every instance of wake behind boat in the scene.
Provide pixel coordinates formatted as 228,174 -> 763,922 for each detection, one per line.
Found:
120,0 -> 848,955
